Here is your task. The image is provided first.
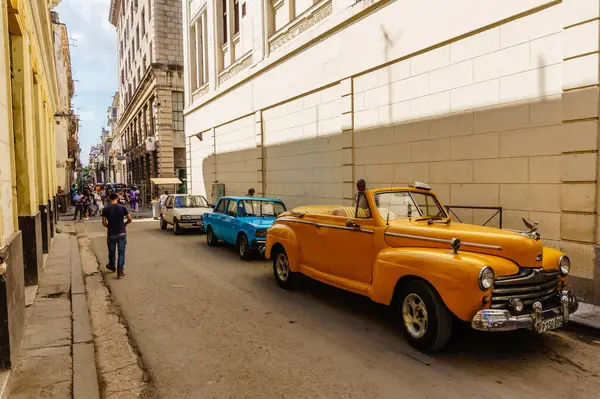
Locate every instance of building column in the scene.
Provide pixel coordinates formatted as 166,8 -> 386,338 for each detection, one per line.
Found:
560,1 -> 600,304
155,86 -> 175,177
10,26 -> 43,285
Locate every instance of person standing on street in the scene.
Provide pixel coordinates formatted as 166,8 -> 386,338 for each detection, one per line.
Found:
73,190 -> 84,220
159,191 -> 169,207
129,186 -> 138,212
247,188 -> 255,197
102,193 -> 133,279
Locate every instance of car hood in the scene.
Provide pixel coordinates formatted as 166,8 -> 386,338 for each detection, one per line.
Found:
175,207 -> 213,216
384,219 -> 543,268
243,217 -> 277,228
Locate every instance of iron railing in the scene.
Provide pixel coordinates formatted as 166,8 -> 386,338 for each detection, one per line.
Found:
445,206 -> 503,229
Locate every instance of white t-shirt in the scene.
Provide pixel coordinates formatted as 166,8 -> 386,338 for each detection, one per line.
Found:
159,194 -> 168,205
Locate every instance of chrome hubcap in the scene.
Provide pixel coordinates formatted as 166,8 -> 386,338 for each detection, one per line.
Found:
402,293 -> 428,339
276,253 -> 289,281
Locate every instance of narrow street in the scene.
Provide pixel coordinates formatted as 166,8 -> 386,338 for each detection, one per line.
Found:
85,219 -> 600,398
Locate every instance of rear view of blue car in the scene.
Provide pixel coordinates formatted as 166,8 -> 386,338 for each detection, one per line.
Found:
203,196 -> 287,260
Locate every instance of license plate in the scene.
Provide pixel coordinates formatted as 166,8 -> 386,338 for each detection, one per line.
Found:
194,222 -> 202,227
538,316 -> 563,333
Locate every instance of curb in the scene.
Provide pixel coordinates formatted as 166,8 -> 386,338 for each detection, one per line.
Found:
75,223 -> 149,397
569,315 -> 600,332
70,234 -> 101,399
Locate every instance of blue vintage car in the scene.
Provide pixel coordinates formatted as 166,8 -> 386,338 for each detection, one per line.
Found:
203,196 -> 287,260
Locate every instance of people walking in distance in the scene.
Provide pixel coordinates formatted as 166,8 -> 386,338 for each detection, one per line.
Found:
102,193 -> 133,279
82,190 -> 91,220
73,190 -> 84,220
70,184 -> 77,212
129,186 -> 138,212
159,191 -> 169,207
247,188 -> 255,197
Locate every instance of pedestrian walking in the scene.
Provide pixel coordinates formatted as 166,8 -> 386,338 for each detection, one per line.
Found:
73,190 -> 84,220
102,193 -> 133,279
159,191 -> 169,207
129,186 -> 138,212
82,190 -> 91,220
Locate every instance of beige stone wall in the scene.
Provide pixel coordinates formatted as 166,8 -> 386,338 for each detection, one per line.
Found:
186,0 -> 600,302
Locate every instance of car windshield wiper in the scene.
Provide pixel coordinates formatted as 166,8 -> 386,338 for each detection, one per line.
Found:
415,216 -> 450,225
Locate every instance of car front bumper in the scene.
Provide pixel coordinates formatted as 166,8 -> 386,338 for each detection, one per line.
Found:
471,290 -> 578,332
179,219 -> 204,228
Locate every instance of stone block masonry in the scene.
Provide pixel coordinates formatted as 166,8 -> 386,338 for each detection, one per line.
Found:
184,0 -> 600,304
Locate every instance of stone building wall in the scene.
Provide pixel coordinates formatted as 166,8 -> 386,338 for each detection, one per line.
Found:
184,0 -> 600,303
109,0 -> 186,184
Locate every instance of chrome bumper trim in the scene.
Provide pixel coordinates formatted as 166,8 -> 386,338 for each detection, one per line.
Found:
471,291 -> 578,332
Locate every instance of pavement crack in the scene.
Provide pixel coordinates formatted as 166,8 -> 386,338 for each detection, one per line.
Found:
543,344 -> 598,377
100,362 -> 139,376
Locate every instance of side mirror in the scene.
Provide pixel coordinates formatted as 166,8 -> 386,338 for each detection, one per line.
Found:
346,219 -> 360,228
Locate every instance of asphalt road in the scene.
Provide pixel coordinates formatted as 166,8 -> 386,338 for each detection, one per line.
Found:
85,219 -> 600,398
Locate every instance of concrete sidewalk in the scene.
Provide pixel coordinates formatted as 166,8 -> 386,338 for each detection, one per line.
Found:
7,224 -> 99,398
570,302 -> 600,331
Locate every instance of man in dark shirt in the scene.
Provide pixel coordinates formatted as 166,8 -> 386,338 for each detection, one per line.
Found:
102,193 -> 133,279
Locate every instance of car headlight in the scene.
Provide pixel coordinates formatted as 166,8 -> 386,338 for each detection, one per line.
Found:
181,215 -> 192,220
478,266 -> 495,291
559,255 -> 570,276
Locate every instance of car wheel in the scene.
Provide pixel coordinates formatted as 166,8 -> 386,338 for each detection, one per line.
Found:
160,217 -> 167,230
272,247 -> 298,289
396,280 -> 453,352
173,218 -> 183,235
206,226 -> 218,246
237,234 -> 253,261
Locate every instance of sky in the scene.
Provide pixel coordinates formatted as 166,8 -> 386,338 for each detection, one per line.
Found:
55,0 -> 117,165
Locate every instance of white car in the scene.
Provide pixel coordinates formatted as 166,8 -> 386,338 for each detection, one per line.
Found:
160,194 -> 213,235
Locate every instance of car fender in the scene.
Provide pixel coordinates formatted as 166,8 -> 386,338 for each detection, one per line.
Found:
265,223 -> 301,271
367,247 -> 520,321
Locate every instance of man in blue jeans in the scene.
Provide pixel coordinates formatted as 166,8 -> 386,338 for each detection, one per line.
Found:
102,193 -> 133,279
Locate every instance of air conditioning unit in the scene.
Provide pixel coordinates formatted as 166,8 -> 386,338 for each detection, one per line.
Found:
211,183 -> 225,204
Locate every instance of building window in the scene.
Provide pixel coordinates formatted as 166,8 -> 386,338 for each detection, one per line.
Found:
189,11 -> 208,92
141,9 -> 145,35
234,0 -> 240,34
148,0 -> 151,19
222,0 -> 228,43
136,26 -> 140,50
172,92 -> 184,131
242,2 -> 246,16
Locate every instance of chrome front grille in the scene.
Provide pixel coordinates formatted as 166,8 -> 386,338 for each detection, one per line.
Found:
491,268 -> 560,310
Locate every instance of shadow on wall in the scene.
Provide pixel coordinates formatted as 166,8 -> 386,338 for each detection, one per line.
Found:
198,93 -> 591,243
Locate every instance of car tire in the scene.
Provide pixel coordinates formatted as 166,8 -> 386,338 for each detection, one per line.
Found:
396,280 -> 453,352
173,218 -> 183,235
206,226 -> 218,246
237,234 -> 253,261
160,217 -> 167,230
272,247 -> 298,290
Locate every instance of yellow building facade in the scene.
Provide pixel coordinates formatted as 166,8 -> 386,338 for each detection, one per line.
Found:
0,0 -> 61,367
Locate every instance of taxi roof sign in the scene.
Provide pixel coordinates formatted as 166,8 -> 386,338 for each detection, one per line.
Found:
410,181 -> 431,190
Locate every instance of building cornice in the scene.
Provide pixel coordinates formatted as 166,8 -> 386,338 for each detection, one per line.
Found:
109,0 -> 121,27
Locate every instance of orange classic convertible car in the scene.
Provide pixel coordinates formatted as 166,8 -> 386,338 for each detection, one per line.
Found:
264,182 -> 578,351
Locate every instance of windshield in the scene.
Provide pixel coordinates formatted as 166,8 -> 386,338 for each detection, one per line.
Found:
238,200 -> 286,217
174,195 -> 209,208
374,191 -> 446,220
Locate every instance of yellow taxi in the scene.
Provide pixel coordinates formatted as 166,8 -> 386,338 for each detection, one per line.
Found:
264,182 -> 578,351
